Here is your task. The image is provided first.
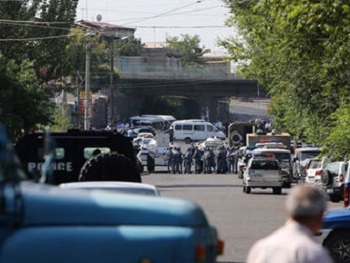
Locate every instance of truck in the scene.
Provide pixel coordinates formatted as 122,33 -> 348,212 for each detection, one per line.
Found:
228,121 -> 256,147
0,126 -> 224,263
14,129 -> 142,185
246,131 -> 292,150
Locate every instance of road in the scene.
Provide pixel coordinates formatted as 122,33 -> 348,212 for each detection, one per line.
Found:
141,172 -> 341,263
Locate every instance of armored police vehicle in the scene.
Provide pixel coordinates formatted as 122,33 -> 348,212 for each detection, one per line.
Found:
14,130 -> 141,185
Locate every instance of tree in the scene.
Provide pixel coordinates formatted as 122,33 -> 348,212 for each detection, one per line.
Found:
220,0 -> 350,158
166,34 -> 210,66
0,57 -> 53,139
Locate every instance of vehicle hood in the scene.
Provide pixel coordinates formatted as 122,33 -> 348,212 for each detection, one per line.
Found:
12,182 -> 209,227
323,207 -> 350,229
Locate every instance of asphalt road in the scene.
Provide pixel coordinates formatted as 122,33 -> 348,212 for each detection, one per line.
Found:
141,172 -> 341,263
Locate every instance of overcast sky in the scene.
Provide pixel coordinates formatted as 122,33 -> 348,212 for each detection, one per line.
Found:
76,0 -> 237,54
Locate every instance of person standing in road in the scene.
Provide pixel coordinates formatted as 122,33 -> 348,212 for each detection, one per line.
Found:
246,185 -> 333,263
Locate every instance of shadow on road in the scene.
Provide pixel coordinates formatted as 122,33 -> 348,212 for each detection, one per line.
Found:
156,184 -> 242,189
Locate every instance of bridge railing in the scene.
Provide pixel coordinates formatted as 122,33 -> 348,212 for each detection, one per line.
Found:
116,62 -> 244,80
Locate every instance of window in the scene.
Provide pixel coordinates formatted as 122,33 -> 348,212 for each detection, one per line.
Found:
194,125 -> 205,131
175,124 -> 182,130
38,147 -> 64,160
251,161 -> 279,170
84,147 -> 111,160
183,125 -> 192,131
207,125 -> 214,132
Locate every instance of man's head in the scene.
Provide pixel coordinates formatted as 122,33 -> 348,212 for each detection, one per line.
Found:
285,185 -> 328,233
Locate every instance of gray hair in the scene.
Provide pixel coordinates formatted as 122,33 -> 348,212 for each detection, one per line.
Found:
285,185 -> 328,221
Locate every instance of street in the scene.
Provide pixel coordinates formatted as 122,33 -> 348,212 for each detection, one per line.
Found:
141,172 -> 341,263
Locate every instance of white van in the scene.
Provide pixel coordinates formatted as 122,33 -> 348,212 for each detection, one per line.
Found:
129,116 -> 165,130
169,119 -> 226,144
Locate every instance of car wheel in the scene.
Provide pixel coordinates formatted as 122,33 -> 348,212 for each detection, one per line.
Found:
246,186 -> 251,194
324,230 -> 350,263
184,137 -> 192,144
273,187 -> 282,195
329,193 -> 341,203
321,170 -> 333,187
79,152 -> 141,183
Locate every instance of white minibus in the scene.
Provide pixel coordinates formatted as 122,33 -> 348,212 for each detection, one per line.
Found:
169,119 -> 226,144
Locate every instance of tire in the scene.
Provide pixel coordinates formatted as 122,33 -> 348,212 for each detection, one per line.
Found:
79,151 -> 142,183
246,186 -> 251,194
329,193 -> 341,203
323,230 -> 350,263
273,187 -> 282,195
321,170 -> 333,187
184,137 -> 192,144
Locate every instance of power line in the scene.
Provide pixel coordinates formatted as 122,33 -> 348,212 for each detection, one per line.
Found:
121,0 -> 204,26
0,34 -> 72,41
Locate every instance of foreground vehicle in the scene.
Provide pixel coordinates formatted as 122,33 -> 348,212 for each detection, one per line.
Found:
59,181 -> 161,196
0,127 -> 224,263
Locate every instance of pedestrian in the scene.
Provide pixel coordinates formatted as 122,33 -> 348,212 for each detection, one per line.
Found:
227,146 -> 237,174
216,145 -> 228,174
246,185 -> 333,263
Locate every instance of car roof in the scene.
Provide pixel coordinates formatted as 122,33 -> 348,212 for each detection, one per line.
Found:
59,182 -> 160,196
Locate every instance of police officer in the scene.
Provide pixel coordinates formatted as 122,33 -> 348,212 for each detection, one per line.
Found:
183,147 -> 193,174
172,146 -> 183,174
193,146 -> 204,174
216,145 -> 228,174
227,146 -> 237,174
165,147 -> 174,174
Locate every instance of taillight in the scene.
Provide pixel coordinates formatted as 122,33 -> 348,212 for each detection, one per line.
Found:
340,174 -> 344,183
217,239 -> 224,255
315,170 -> 322,176
195,245 -> 206,262
344,187 -> 349,207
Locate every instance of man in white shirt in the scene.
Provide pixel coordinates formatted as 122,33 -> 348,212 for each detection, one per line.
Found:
247,185 -> 333,263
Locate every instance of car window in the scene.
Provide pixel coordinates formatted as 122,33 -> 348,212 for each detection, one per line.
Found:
300,151 -> 321,161
309,161 -> 321,169
251,160 -> 279,170
84,147 -> 111,160
183,125 -> 192,131
194,125 -> 205,131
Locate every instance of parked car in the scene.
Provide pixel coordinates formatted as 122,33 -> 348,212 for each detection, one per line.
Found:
242,155 -> 284,194
59,181 -> 161,196
293,147 -> 321,180
305,157 -> 331,185
321,161 -> 348,202
316,206 -> 350,263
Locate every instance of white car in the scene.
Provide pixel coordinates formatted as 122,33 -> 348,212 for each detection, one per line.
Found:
305,157 -> 331,185
59,181 -> 161,196
243,156 -> 283,194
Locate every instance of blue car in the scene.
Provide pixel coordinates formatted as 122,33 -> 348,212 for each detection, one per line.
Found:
316,164 -> 350,263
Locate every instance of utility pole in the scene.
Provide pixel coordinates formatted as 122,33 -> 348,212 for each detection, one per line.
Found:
84,43 -> 91,130
109,37 -> 114,127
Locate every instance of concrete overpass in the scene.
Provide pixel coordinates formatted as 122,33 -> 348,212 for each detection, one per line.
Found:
115,74 -> 265,122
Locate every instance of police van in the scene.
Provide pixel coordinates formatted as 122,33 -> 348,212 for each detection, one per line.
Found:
170,119 -> 226,144
14,130 -> 140,185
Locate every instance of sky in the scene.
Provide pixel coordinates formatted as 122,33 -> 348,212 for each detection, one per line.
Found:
76,0 -> 237,54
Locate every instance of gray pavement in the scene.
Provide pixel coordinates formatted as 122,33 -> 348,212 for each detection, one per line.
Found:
141,172 -> 341,263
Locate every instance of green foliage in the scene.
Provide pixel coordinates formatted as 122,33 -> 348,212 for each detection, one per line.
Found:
0,57 -> 53,139
112,36 -> 144,56
166,34 -> 210,66
50,103 -> 71,132
221,0 -> 350,159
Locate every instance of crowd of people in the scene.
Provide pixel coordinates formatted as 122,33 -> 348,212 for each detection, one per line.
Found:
165,143 -> 238,175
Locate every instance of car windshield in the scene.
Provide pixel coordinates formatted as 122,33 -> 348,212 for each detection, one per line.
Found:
300,151 -> 321,161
